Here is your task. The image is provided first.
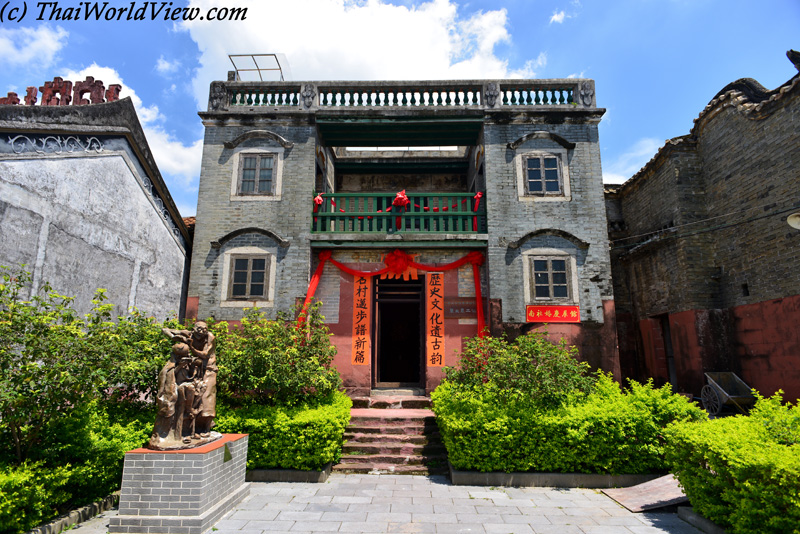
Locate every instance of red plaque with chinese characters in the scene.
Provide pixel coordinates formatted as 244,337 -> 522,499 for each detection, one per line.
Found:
526,305 -> 580,323
351,276 -> 372,365
426,272 -> 445,367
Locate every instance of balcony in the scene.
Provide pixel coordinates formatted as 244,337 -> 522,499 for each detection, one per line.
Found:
311,192 -> 486,235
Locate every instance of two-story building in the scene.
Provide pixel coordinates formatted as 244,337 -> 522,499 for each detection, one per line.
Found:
187,75 -> 618,395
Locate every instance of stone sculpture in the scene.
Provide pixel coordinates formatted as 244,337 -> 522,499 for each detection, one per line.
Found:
148,321 -> 221,450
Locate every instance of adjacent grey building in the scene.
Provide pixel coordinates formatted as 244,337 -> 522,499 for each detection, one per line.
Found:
0,87 -> 190,319
188,76 -> 618,394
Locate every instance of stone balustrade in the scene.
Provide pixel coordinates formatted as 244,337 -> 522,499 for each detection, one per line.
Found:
208,78 -> 597,111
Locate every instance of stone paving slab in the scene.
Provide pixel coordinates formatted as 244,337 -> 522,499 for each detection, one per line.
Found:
211,473 -> 703,534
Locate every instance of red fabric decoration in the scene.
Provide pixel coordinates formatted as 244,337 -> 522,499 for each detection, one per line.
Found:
297,251 -> 332,324
299,249 -> 486,336
383,249 -> 412,275
392,190 -> 410,229
313,194 -> 324,222
473,192 -> 483,231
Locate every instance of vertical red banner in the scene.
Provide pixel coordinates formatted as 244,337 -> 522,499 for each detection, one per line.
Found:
351,275 -> 372,365
426,272 -> 445,367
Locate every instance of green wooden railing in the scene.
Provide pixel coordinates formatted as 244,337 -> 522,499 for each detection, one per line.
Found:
311,192 -> 486,234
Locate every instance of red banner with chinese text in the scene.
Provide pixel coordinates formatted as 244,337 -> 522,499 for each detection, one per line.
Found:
351,276 -> 372,365
526,305 -> 580,323
426,272 -> 445,367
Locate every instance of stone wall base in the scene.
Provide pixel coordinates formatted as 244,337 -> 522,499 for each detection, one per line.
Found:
109,434 -> 249,534
449,463 -> 660,488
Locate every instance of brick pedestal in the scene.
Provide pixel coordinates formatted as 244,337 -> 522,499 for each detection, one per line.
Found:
110,434 -> 249,534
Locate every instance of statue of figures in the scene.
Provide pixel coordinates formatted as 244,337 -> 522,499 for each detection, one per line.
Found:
147,322 -> 220,450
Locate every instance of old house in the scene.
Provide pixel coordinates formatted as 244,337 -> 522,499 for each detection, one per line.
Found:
0,78 -> 191,318
188,73 -> 618,394
606,54 -> 800,402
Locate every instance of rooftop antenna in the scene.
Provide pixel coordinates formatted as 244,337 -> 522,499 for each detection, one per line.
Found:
228,54 -> 292,81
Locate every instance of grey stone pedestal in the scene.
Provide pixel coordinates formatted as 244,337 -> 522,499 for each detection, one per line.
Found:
110,434 -> 249,534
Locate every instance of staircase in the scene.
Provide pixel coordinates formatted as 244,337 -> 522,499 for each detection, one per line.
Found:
334,391 -> 448,475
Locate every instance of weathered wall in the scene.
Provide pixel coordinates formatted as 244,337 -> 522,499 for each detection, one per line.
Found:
188,120 -> 317,321
609,70 -> 800,399
337,173 -> 467,192
0,137 -> 187,318
483,120 -> 615,325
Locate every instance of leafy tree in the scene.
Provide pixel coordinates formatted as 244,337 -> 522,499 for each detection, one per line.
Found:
443,331 -> 596,409
216,302 -> 340,406
0,267 -> 109,463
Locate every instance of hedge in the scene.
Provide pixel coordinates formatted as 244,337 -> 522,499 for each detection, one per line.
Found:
215,391 -> 352,470
432,374 -> 706,474
664,393 -> 800,534
0,401 -> 153,534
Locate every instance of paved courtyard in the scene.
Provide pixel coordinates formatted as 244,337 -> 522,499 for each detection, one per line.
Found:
77,473 -> 702,534
214,473 -> 701,534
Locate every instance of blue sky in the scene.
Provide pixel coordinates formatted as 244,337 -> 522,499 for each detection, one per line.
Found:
1,0 -> 798,217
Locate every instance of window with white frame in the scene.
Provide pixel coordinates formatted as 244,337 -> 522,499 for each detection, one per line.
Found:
221,249 -> 277,307
230,148 -> 283,201
516,149 -> 570,201
531,257 -> 570,301
522,252 -> 579,305
228,255 -> 269,299
240,155 -> 274,194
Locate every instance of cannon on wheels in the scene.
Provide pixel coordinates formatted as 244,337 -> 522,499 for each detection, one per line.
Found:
700,372 -> 756,416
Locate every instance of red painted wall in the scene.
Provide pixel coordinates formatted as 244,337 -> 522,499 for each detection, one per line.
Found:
732,295 -> 800,403
632,295 -> 800,402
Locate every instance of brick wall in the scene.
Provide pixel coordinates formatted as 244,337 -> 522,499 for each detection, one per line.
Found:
188,122 -> 317,321
609,69 -> 800,398
484,120 -> 614,325
111,435 -> 249,534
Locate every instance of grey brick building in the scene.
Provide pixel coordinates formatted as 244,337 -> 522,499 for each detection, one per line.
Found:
188,76 -> 618,394
606,55 -> 800,402
0,82 -> 190,319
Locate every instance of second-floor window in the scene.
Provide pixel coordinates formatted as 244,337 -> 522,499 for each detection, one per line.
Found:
526,155 -> 562,195
239,154 -> 274,195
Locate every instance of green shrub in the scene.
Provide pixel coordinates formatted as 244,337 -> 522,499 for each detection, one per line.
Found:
215,391 -> 351,470
443,331 -> 595,409
665,393 -> 800,534
433,374 -> 706,474
214,303 -> 341,406
0,463 -> 70,534
0,400 -> 153,534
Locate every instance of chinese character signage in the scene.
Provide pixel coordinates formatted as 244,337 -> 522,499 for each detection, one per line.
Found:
426,272 -> 445,367
443,297 -> 482,318
351,276 -> 372,365
526,305 -> 580,323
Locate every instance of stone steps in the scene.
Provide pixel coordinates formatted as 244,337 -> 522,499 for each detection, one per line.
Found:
343,432 -> 440,444
351,396 -> 432,409
335,397 -> 447,476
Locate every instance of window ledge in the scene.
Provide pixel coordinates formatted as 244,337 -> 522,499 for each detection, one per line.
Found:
230,195 -> 281,202
221,300 -> 274,308
517,195 -> 571,202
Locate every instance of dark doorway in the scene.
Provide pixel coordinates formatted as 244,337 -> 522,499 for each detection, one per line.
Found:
375,278 -> 423,387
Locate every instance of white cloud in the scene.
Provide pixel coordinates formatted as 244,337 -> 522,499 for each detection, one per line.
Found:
182,0 -> 544,108
62,64 -> 202,189
603,137 -> 662,184
0,25 -> 69,68
156,56 -> 181,74
549,10 -> 566,24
